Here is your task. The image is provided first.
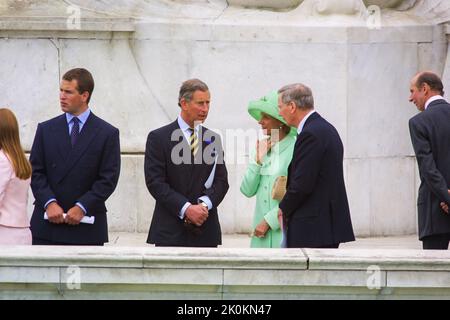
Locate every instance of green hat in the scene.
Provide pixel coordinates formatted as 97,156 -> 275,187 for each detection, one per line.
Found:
247,90 -> 296,135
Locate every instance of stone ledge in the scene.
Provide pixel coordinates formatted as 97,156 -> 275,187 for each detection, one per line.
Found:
0,246 -> 307,269
133,22 -> 432,44
1,246 -> 450,299
0,17 -> 134,32
304,249 -> 450,271
0,16 -> 433,43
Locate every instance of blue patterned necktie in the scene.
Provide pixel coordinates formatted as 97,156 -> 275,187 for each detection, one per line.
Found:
70,117 -> 80,147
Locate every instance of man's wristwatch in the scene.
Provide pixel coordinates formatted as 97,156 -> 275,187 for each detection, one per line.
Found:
199,201 -> 208,209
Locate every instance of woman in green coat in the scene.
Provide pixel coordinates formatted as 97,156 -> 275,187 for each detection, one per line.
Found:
240,91 -> 296,248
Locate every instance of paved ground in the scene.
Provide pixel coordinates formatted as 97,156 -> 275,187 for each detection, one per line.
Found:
107,232 -> 422,249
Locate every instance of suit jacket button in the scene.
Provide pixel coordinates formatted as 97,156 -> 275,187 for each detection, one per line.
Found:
52,163 -> 56,168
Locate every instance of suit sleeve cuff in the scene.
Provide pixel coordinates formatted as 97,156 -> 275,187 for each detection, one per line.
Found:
76,202 -> 87,215
44,198 -> 57,209
248,161 -> 262,173
179,202 -> 191,220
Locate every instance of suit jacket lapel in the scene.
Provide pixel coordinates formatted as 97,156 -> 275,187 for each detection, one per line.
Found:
287,113 -> 317,188
189,126 -> 214,191
286,111 -> 320,188
169,120 -> 193,185
286,137 -> 300,188
57,112 -> 101,183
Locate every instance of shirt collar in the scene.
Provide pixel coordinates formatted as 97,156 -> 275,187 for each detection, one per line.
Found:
177,115 -> 201,133
297,110 -> 316,134
66,108 -> 91,125
425,95 -> 444,110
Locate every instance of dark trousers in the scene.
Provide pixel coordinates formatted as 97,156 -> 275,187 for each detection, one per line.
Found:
316,243 -> 340,249
154,243 -> 217,248
288,243 -> 340,248
422,233 -> 450,250
32,237 -> 104,246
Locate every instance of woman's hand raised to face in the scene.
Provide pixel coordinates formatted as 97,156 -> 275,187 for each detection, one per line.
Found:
255,138 -> 272,165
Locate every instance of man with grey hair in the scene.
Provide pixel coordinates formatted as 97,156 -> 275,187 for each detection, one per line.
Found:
409,71 -> 450,250
144,79 -> 229,247
277,83 -> 354,248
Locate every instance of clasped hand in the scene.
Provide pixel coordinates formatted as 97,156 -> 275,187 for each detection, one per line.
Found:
46,202 -> 84,225
440,190 -> 450,214
253,219 -> 270,238
185,204 -> 209,227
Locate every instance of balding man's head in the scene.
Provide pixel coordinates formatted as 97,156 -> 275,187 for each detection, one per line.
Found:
409,71 -> 444,112
413,72 -> 444,96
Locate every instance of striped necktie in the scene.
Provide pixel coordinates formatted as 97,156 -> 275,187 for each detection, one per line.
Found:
189,128 -> 199,156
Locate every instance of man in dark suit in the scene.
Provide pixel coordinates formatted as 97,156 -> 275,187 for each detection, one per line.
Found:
144,79 -> 229,247
30,68 -> 121,246
408,71 -> 450,250
277,83 -> 354,248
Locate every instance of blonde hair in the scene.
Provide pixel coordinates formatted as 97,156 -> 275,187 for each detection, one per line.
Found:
0,108 -> 32,180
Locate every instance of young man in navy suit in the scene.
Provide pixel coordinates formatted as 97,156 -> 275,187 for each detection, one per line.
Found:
144,79 -> 229,247
277,83 -> 354,248
30,68 -> 121,245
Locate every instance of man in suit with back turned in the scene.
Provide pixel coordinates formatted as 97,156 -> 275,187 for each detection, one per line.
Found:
277,83 -> 355,248
409,71 -> 450,250
30,68 -> 121,245
144,78 -> 229,247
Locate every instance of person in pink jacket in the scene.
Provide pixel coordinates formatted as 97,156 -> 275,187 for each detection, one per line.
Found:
0,108 -> 32,245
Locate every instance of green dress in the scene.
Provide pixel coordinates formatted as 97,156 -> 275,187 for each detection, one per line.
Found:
240,135 -> 296,248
